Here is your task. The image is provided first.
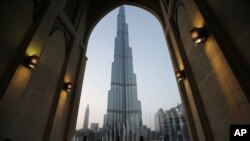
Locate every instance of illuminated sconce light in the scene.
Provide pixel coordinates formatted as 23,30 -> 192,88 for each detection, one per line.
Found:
26,55 -> 39,69
175,70 -> 185,82
190,27 -> 207,46
64,82 -> 72,92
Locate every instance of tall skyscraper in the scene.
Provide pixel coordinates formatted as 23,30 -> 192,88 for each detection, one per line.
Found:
104,6 -> 143,140
83,104 -> 90,129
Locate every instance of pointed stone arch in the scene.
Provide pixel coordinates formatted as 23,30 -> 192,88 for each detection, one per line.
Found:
83,2 -> 165,46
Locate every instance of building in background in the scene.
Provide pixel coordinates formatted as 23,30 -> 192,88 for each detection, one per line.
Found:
154,108 -> 167,141
176,104 -> 190,141
72,128 -> 94,141
91,123 -> 99,132
103,114 -> 107,127
141,125 -> 152,141
83,104 -> 90,129
154,104 -> 190,141
90,123 -> 102,141
72,104 -> 94,141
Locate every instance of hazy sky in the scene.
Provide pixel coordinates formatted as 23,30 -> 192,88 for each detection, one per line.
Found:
76,5 -> 181,130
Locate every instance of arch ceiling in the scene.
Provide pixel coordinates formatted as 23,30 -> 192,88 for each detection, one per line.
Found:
83,0 -> 165,43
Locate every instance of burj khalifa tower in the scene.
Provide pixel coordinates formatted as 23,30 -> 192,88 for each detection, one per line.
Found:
104,6 -> 143,140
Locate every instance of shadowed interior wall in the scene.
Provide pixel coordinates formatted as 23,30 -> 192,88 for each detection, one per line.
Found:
0,0 -> 34,96
201,0 -> 250,97
0,30 -> 66,140
175,0 -> 250,140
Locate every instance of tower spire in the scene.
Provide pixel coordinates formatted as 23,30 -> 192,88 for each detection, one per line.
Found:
119,6 -> 125,16
83,104 -> 89,129
117,6 -> 127,34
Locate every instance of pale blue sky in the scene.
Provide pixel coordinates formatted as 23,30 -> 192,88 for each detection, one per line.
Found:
76,5 -> 181,130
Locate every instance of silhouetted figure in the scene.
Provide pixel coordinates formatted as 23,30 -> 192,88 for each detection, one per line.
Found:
116,136 -> 120,141
2,138 -> 12,141
83,136 -> 87,141
140,136 -> 144,141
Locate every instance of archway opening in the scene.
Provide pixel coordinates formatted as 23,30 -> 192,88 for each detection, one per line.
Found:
73,5 -> 190,141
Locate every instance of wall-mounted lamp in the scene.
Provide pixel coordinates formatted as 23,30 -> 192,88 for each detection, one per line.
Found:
190,27 -> 207,46
64,82 -> 72,92
175,70 -> 185,82
26,55 -> 39,69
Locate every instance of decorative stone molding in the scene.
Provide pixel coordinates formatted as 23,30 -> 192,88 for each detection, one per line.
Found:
64,0 -> 79,23
50,17 -> 72,54
33,0 -> 47,22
